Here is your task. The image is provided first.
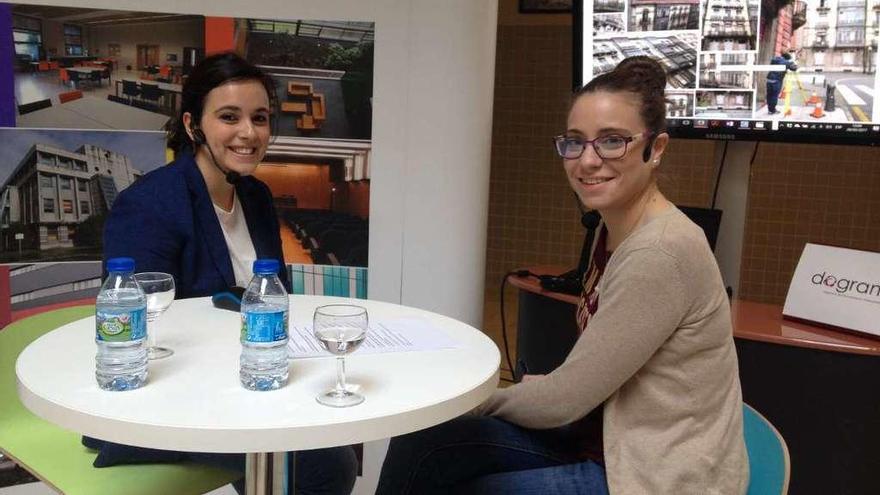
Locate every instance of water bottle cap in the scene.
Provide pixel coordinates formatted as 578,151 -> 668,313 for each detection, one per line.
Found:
106,257 -> 135,272
253,259 -> 280,275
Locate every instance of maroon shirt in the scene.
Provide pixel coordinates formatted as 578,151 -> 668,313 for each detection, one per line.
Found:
572,226 -> 610,463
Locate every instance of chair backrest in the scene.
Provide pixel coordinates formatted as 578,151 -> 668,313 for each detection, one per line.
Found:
743,403 -> 790,495
677,205 -> 723,251
122,79 -> 140,97
59,90 -> 83,104
0,307 -> 240,495
17,98 -> 52,115
140,83 -> 161,102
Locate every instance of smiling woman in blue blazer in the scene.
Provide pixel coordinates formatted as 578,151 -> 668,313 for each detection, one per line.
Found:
97,52 -> 357,495
104,54 -> 287,294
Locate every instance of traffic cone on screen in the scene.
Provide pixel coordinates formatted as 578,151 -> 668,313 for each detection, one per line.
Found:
807,91 -> 820,104
811,100 -> 825,118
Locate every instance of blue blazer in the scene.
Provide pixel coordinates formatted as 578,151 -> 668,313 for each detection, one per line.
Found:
87,152 -> 289,465
103,151 -> 289,295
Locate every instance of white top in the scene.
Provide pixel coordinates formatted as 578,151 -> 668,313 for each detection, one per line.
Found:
16,295 -> 500,453
213,193 -> 257,287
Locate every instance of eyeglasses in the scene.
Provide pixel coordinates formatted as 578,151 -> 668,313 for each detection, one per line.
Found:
553,132 -> 651,160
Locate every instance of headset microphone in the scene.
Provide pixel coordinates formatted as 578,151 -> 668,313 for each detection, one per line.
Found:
191,126 -> 241,185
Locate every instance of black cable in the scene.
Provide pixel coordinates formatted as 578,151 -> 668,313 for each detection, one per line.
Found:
499,269 -> 532,380
749,141 -> 760,166
710,140 -> 729,210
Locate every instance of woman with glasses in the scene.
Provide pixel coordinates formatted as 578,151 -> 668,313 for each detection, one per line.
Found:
377,56 -> 748,494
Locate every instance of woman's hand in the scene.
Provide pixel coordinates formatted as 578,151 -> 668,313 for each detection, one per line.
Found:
520,374 -> 544,383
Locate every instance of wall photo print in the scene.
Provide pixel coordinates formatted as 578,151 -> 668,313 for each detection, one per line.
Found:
1,3 -> 375,327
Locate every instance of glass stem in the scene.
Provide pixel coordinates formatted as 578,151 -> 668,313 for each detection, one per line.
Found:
147,316 -> 157,348
335,356 -> 347,394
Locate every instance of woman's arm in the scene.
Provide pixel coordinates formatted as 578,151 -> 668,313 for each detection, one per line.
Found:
103,186 -> 182,281
475,247 -> 688,428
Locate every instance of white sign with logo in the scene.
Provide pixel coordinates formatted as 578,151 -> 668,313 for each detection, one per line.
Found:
783,243 -> 880,338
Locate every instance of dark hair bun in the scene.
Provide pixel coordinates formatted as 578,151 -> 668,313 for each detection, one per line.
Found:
575,56 -> 668,133
613,56 -> 666,97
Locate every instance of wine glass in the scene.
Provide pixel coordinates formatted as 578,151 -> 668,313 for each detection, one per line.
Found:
135,272 -> 176,360
313,304 -> 368,407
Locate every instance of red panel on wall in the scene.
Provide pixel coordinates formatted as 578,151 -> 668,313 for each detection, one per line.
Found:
205,17 -> 235,55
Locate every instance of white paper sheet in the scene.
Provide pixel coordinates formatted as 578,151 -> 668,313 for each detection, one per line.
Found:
287,317 -> 460,359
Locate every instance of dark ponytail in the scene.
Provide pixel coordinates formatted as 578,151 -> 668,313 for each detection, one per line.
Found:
574,56 -> 667,134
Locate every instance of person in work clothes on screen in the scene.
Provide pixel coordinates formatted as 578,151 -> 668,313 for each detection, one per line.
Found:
766,51 -> 798,115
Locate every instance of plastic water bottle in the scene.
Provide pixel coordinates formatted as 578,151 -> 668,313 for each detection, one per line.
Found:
240,259 -> 290,391
95,257 -> 148,391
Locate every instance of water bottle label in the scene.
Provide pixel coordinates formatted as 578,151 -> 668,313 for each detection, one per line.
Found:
241,310 -> 288,343
96,308 -> 146,342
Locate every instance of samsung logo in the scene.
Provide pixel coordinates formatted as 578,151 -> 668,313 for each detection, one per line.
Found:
705,133 -> 736,140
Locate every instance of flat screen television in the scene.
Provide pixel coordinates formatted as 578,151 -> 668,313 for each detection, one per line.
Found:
573,0 -> 880,145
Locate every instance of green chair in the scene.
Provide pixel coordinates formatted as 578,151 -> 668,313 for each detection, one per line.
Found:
0,306 -> 240,495
744,403 -> 790,495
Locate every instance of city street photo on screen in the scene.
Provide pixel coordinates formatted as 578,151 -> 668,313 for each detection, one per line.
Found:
593,32 -> 699,88
699,52 -> 755,90
666,90 -> 695,117
700,0 -> 759,51
695,89 -> 755,118
595,0 -> 626,13
755,0 -> 877,123
594,14 -> 626,36
629,0 -> 699,32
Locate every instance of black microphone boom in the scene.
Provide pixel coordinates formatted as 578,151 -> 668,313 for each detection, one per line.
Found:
194,126 -> 241,185
207,146 -> 241,185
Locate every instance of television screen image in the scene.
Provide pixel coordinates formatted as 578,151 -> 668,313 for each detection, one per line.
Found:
629,0 -> 700,33
594,13 -> 626,36
592,32 -> 699,88
574,0 -> 880,144
667,90 -> 695,117
699,53 -> 755,90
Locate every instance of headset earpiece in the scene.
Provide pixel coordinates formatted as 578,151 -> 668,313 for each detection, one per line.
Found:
191,126 -> 206,146
642,136 -> 656,163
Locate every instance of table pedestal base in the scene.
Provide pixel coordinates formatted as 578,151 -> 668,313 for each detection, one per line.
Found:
245,452 -> 292,495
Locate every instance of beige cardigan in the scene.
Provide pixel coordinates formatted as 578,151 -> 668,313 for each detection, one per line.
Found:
476,208 -> 749,494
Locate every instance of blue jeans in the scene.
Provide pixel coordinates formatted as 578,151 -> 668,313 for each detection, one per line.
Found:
377,416 -> 608,495
766,79 -> 782,112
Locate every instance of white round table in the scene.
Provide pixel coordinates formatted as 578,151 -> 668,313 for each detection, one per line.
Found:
16,295 -> 500,494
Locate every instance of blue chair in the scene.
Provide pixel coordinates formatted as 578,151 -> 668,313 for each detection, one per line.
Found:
743,403 -> 790,495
